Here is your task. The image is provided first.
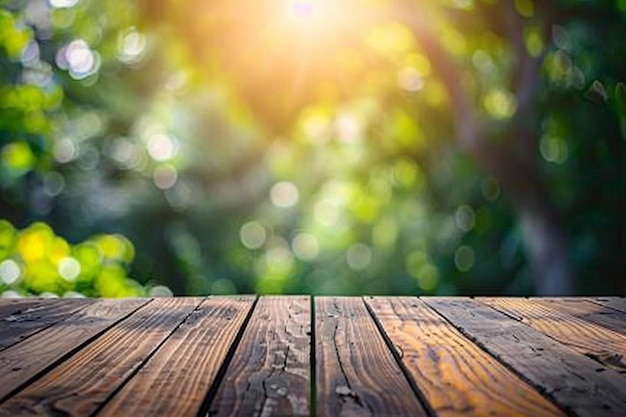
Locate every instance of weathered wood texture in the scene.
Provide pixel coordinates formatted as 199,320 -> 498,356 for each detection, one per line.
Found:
425,297 -> 626,417
316,297 -> 428,417
99,296 -> 255,417
0,298 -> 90,351
365,296 -> 565,417
480,297 -> 626,371
0,298 -> 75,319
0,296 -> 624,417
531,298 -> 626,335
588,297 -> 626,314
0,298 -> 199,416
209,296 -> 310,417
0,298 -> 148,403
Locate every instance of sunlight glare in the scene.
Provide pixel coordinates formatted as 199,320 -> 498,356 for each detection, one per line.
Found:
290,0 -> 315,18
284,0 -> 345,38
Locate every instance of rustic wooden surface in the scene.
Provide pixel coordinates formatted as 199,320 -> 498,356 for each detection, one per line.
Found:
316,297 -> 428,417
0,296 -> 624,416
0,298 -> 90,351
0,298 -> 148,403
530,298 -> 626,336
425,297 -> 626,417
365,297 -> 565,417
480,297 -> 626,371
209,296 -> 310,417
101,296 -> 255,417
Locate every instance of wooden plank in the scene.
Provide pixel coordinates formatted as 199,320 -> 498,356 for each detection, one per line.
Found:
531,298 -> 626,335
424,297 -> 626,417
480,298 -> 626,371
0,297 -> 202,416
0,298 -> 88,322
0,298 -> 91,351
365,296 -> 566,417
315,297 -> 428,417
0,298 -> 149,403
97,296 -> 255,417
588,297 -> 626,314
208,296 -> 310,417
0,298 -> 51,319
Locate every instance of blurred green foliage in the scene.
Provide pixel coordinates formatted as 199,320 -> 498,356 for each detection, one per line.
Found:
0,0 -> 624,297
0,219 -> 147,297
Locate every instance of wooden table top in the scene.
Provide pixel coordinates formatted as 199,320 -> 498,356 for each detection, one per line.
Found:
0,296 -> 625,416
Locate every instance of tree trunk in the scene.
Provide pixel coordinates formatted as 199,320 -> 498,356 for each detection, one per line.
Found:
472,136 -> 576,295
399,9 -> 577,295
519,206 -> 575,295
469,133 -> 576,295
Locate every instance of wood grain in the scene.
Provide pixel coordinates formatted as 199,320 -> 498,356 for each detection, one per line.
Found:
480,297 -> 626,371
1,296 -> 624,416
0,298 -> 90,351
425,297 -> 626,417
0,298 -> 61,319
0,298 -> 149,403
588,297 -> 626,314
365,296 -> 565,417
531,298 -> 626,335
0,297 -> 201,416
315,297 -> 428,417
97,296 -> 255,417
209,296 -> 310,417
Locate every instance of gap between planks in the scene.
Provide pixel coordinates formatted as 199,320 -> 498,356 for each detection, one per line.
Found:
208,296 -> 311,417
479,297 -> 626,372
424,297 -> 626,417
0,298 -> 150,404
315,297 -> 429,417
0,298 -> 92,352
365,296 -> 566,417
2,296 -> 623,417
0,297 -> 259,417
528,298 -> 626,336
0,298 -> 203,416
97,296 -> 256,417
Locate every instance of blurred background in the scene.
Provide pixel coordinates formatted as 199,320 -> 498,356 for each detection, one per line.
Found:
0,0 -> 624,298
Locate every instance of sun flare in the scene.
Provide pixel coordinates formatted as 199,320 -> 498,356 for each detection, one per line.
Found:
283,0 -> 353,38
289,0 -> 315,19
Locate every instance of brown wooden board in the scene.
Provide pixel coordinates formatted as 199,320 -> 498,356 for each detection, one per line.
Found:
534,298 -> 626,334
0,297 -> 201,416
0,298 -> 91,352
365,296 -> 566,417
0,298 -> 66,319
97,296 -> 255,417
424,297 -> 626,417
0,298 -> 149,404
315,297 -> 428,417
588,297 -> 626,314
530,298 -> 626,336
209,296 -> 310,417
0,298 -> 34,308
480,297 -> 626,371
